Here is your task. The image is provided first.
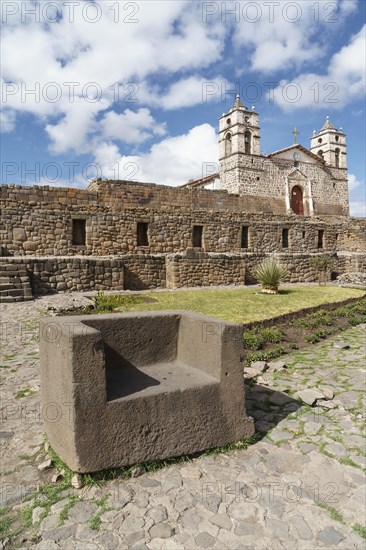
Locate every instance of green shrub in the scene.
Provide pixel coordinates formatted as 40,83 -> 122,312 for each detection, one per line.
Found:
314,329 -> 328,339
295,313 -> 333,329
305,334 -> 320,344
245,346 -> 285,365
331,306 -> 349,318
332,303 -> 366,318
243,327 -> 284,350
310,256 -> 334,271
348,317 -> 360,326
254,257 -> 288,294
243,332 -> 263,350
260,327 -> 284,344
348,302 -> 366,315
307,309 -> 328,318
312,315 -> 333,326
295,318 -> 316,329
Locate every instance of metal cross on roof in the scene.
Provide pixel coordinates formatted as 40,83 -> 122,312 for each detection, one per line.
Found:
292,127 -> 300,144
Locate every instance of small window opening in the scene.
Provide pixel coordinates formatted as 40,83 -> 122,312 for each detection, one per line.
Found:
244,131 -> 251,154
241,226 -> 249,248
225,133 -> 232,156
137,222 -> 149,246
193,225 -> 203,248
72,219 -> 86,246
302,231 -> 306,239
335,148 -> 340,168
282,228 -> 289,248
318,150 -> 324,160
318,230 -> 324,249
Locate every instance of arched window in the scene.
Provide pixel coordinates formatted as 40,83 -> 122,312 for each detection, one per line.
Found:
335,148 -> 340,168
225,133 -> 232,156
317,150 -> 324,160
244,131 -> 251,154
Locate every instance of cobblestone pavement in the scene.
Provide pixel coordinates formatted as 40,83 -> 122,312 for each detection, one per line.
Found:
0,294 -> 365,549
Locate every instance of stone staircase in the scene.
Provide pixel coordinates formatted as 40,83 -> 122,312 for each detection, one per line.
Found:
0,263 -> 33,303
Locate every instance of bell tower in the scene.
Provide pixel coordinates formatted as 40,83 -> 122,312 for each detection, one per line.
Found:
310,116 -> 347,169
219,94 -> 260,161
219,94 -> 262,193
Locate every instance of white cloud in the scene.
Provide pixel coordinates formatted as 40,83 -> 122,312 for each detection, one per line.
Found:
137,75 -> 230,110
232,0 -> 358,74
1,0 -> 362,156
270,25 -> 366,111
1,1 -> 225,153
232,1 -> 323,73
348,174 -> 366,218
101,108 -> 166,144
45,99 -> 108,154
348,173 -> 362,192
93,123 -> 218,186
340,0 -> 358,15
350,201 -> 366,217
0,109 -> 16,132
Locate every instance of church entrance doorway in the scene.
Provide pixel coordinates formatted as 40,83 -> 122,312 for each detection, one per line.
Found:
291,186 -> 304,215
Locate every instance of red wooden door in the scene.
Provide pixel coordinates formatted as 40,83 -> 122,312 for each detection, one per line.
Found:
291,186 -> 304,215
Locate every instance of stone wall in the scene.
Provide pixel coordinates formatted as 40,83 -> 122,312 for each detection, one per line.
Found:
337,252 -> 366,275
166,252 -> 246,289
123,255 -> 166,290
2,252 -> 365,297
338,219 -> 366,253
0,257 -> 124,296
0,180 -> 364,298
1,181 -> 364,258
0,262 -> 33,303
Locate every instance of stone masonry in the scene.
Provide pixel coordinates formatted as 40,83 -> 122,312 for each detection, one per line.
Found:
0,180 -> 365,297
0,98 -> 364,298
1,182 -> 365,258
218,96 -> 349,216
40,311 -> 254,472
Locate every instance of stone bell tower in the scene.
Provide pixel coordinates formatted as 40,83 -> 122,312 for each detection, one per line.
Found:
310,116 -> 347,169
310,116 -> 349,216
219,94 -> 261,193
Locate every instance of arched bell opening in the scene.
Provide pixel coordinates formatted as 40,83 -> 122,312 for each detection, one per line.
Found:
225,133 -> 232,156
244,130 -> 251,154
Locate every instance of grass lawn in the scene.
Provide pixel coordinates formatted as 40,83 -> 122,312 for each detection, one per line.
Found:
112,286 -> 365,324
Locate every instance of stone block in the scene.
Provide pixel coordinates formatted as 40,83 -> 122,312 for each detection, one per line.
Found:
13,228 -> 26,241
23,241 -> 38,251
40,311 -> 254,473
56,282 -> 68,291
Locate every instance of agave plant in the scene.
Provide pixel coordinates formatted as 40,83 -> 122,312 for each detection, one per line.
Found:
254,257 -> 289,294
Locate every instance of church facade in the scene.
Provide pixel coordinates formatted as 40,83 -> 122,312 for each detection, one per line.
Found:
184,95 -> 349,217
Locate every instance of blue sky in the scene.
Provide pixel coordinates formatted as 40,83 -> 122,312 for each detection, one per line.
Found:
1,0 -> 365,216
